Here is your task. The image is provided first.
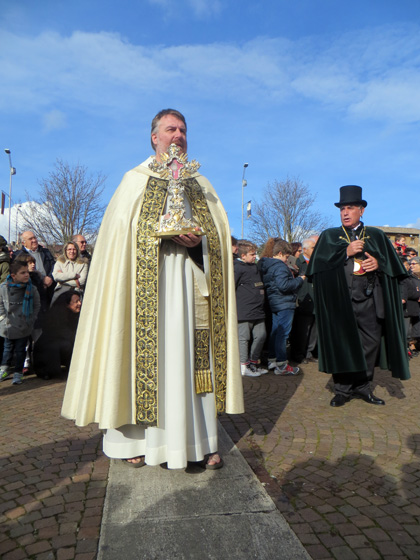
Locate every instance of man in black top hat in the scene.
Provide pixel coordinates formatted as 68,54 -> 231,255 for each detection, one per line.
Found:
307,185 -> 410,407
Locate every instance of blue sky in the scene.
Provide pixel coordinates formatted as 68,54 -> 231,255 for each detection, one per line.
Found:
1,0 -> 420,242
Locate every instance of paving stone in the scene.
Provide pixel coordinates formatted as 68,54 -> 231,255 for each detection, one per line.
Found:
305,544 -> 331,559
388,530 -> 417,545
298,533 -> 321,545
400,545 -> 420,560
330,545 -> 358,560
344,534 -> 371,548
337,505 -> 359,517
57,548 -> 76,560
2,549 -> 29,560
334,523 -> 361,537
318,533 -> 346,548
52,535 -> 78,548
350,515 -> 376,528
299,507 -> 322,522
325,512 -> 347,525
75,538 -> 99,553
25,539 -> 52,555
353,547 -> 381,559
375,540 -> 403,556
377,516 -> 403,531
405,525 -> 420,537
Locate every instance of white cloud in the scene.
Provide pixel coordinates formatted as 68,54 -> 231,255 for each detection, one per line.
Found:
1,23 -> 419,123
405,219 -> 420,230
349,71 -> 420,122
43,109 -> 67,131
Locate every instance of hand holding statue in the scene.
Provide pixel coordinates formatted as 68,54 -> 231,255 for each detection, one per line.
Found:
172,228 -> 203,248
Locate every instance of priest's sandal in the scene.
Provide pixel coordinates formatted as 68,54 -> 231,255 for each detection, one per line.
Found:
122,456 -> 146,468
204,453 -> 224,470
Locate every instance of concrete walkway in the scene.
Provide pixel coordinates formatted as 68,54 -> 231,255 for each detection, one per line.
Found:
97,424 -> 310,560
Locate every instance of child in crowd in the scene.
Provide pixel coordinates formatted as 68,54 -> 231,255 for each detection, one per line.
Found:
234,240 -> 267,377
258,238 -> 304,376
0,260 -> 40,385
14,253 -> 48,373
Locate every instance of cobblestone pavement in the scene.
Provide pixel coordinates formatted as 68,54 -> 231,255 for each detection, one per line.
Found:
0,374 -> 108,560
1,357 -> 419,560
220,357 -> 420,560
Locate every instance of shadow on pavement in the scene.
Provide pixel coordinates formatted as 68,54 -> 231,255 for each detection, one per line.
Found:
267,452 -> 420,559
322,367 -> 407,400
226,370 -> 304,439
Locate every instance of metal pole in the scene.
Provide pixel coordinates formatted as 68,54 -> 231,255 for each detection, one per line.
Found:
241,163 -> 248,238
4,149 -> 16,243
15,204 -> 21,244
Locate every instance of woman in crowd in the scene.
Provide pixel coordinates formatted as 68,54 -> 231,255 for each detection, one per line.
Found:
287,242 -> 302,276
33,290 -> 82,379
51,241 -> 88,305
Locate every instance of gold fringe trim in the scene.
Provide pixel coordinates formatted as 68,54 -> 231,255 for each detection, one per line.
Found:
194,328 -> 213,394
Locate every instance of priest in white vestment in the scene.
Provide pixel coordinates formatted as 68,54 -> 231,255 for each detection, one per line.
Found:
62,109 -> 244,469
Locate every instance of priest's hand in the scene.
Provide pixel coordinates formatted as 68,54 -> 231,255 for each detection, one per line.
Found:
347,240 -> 364,257
172,230 -> 202,248
363,252 -> 379,272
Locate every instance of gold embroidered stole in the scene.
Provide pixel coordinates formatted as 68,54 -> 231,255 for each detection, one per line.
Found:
135,177 -> 228,426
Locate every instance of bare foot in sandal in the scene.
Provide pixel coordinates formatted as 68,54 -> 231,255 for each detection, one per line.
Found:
123,456 -> 145,468
205,453 -> 224,470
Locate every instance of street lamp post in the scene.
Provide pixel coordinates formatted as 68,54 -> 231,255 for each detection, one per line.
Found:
4,149 -> 16,243
15,204 -> 22,245
241,163 -> 249,239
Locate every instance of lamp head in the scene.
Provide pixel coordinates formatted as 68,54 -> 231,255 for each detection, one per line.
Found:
243,163 -> 248,168
4,149 -> 11,154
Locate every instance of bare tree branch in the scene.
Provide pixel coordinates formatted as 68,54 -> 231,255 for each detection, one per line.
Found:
248,177 -> 331,245
19,159 -> 106,247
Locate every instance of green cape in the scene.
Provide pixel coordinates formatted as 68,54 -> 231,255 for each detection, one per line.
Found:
307,225 -> 410,380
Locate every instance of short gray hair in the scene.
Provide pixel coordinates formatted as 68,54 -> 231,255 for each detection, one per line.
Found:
302,238 -> 316,250
150,109 -> 187,151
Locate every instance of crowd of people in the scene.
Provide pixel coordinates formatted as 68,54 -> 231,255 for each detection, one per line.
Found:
233,234 -> 319,379
233,219 -> 420,390
0,232 -> 89,385
395,236 -> 420,359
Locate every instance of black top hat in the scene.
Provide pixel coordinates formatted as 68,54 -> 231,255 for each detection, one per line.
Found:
334,185 -> 367,208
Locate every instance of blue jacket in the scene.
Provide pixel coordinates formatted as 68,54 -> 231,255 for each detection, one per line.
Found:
258,257 -> 303,313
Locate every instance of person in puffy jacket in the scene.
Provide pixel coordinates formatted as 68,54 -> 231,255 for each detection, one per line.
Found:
0,260 -> 40,385
258,238 -> 304,376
